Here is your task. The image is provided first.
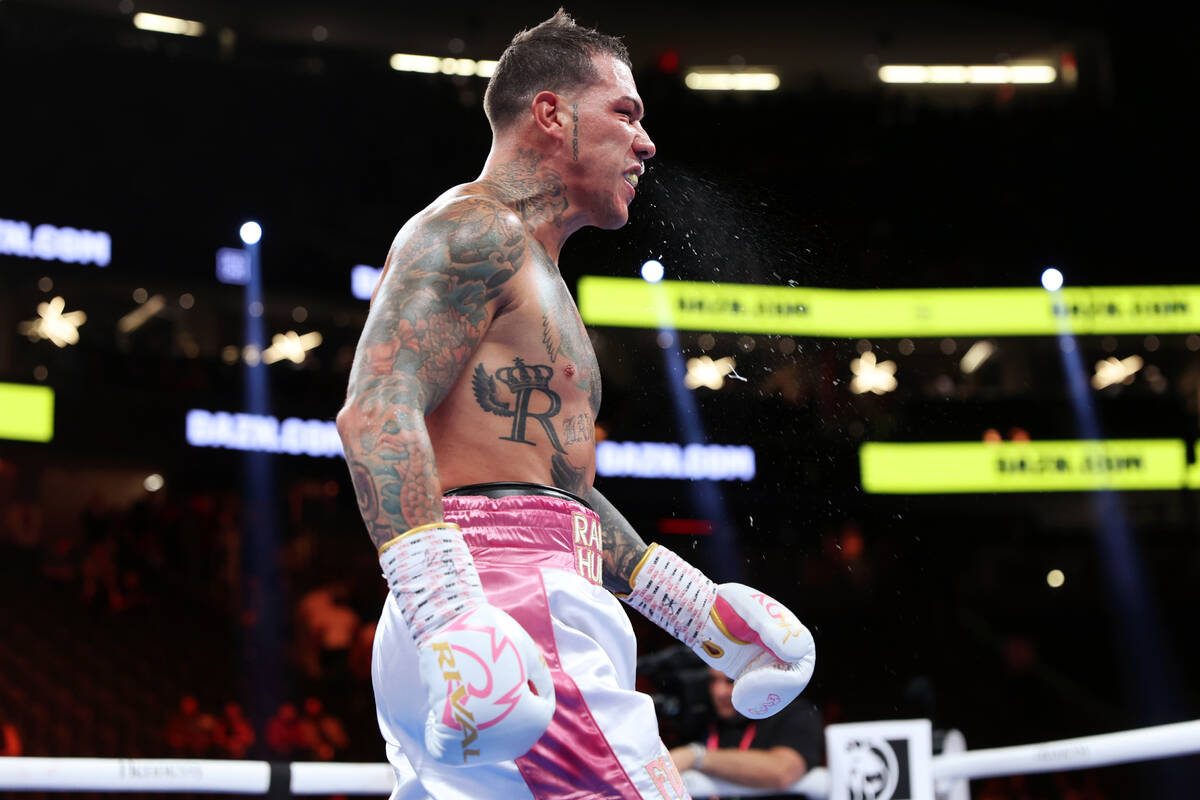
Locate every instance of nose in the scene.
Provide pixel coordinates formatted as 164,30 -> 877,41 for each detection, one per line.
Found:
634,126 -> 656,161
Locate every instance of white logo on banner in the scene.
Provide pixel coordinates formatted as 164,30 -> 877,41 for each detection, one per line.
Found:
186,409 -> 343,458
826,719 -> 933,800
0,218 -> 111,267
595,440 -> 756,481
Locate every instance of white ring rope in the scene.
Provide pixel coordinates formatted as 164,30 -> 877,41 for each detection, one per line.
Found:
0,758 -> 394,795
931,718 -> 1200,783
0,719 -> 1197,796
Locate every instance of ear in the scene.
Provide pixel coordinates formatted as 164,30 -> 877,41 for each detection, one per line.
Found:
530,90 -> 568,141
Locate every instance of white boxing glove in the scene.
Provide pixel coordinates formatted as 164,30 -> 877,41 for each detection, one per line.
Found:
380,523 -> 556,765
622,544 -> 815,719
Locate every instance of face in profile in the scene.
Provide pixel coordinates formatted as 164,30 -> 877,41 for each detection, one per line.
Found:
563,53 -> 656,230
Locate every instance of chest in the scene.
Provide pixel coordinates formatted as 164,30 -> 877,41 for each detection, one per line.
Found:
499,258 -> 601,417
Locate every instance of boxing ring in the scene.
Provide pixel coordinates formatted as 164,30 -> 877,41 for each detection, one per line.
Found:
2,718 -> 1197,797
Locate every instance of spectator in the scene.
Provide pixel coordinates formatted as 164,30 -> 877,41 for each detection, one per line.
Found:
297,697 -> 349,761
0,706 -> 22,757
294,583 -> 360,683
265,702 -> 305,757
165,695 -> 218,757
214,702 -> 256,759
669,668 -> 823,798
80,496 -> 123,612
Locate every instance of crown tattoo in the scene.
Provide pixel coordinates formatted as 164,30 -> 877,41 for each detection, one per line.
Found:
494,357 -> 554,393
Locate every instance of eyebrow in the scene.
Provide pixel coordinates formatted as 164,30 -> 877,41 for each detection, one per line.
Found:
618,95 -> 644,119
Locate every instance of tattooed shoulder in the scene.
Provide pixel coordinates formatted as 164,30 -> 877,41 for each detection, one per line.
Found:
440,198 -> 528,300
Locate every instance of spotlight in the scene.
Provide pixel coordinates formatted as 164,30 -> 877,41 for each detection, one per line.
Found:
239,221 -> 262,246
1041,267 -> 1064,292
850,351 -> 898,395
684,355 -> 736,390
1092,355 -> 1143,390
641,259 -> 665,283
18,297 -> 87,347
133,12 -> 205,37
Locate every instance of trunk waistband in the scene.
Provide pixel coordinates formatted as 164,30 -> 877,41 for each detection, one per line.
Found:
440,491 -> 603,587
444,481 -> 593,511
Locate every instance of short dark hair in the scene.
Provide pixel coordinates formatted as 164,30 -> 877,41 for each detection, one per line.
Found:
484,9 -> 631,132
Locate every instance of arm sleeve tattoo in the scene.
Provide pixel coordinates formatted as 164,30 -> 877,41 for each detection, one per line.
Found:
587,487 -> 649,595
337,199 -> 528,551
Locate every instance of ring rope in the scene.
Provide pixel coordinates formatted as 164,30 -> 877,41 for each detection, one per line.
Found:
1,719 -> 1197,796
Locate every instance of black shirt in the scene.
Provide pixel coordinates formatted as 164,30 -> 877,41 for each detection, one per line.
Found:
706,698 -> 824,800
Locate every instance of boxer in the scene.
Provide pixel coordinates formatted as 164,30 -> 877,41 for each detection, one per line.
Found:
337,10 -> 815,799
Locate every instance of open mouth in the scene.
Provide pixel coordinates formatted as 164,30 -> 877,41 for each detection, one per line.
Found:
624,172 -> 639,190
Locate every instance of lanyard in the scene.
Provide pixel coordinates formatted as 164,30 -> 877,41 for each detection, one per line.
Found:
707,721 -> 757,751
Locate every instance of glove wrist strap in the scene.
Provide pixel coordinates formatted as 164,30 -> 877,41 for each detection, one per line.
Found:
621,544 -> 717,648
378,523 -> 485,645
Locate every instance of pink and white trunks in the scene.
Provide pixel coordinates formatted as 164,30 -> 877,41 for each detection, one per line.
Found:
372,493 -> 690,800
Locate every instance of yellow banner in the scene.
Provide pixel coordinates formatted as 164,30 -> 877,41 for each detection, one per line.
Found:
577,277 -> 1200,337
0,382 -> 55,443
860,439 -> 1187,493
1190,443 -> 1200,490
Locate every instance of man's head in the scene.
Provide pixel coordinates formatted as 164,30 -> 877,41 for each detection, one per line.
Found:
484,10 -> 655,232
484,9 -> 631,134
708,668 -> 737,720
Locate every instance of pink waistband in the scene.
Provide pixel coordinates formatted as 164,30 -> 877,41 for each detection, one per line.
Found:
442,494 -> 604,586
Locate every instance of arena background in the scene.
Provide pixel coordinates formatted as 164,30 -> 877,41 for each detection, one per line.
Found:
2,1 -> 1198,797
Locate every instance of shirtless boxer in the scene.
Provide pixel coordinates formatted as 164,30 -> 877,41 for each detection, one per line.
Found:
336,10 -> 816,799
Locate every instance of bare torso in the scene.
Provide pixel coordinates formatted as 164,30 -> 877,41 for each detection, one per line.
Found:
375,183 -> 601,498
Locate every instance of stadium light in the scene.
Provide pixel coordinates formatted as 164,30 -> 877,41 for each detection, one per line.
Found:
239,221 -> 262,246
685,71 -> 780,91
878,64 -> 1057,84
641,259 -> 665,283
389,53 -> 497,77
117,294 -> 167,334
351,264 -> 383,300
263,331 -> 323,365
132,12 -> 205,37
684,355 -> 736,390
959,341 -> 996,374
18,297 -> 87,347
1041,268 -> 1064,292
850,351 -> 898,395
1092,355 -> 1144,390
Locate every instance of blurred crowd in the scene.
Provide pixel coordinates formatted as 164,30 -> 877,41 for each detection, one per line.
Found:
164,695 -> 348,761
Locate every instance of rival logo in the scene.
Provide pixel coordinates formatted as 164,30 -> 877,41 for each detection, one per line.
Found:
751,592 -> 807,646
431,642 -> 482,762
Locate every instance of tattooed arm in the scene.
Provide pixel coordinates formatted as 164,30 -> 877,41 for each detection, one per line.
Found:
336,198 -> 528,550
587,487 -> 649,594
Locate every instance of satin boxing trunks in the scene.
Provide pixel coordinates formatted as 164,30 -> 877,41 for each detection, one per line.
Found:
372,488 -> 690,800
